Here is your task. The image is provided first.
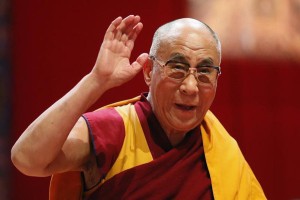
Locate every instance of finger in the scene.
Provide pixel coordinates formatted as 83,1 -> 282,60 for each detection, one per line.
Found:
116,15 -> 141,40
122,15 -> 141,35
124,22 -> 143,51
119,16 -> 140,43
104,16 -> 122,40
127,22 -> 143,43
118,15 -> 137,32
120,33 -> 128,43
113,15 -> 135,40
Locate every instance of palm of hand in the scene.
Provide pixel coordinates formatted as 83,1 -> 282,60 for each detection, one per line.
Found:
93,15 -> 143,88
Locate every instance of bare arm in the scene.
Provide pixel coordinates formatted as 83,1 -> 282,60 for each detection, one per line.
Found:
11,15 -> 149,177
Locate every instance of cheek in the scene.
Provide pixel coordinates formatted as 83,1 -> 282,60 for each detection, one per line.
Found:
199,87 -> 217,109
151,81 -> 175,106
150,71 -> 176,96
150,77 -> 178,113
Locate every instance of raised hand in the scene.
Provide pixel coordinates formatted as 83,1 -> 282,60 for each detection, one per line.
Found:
91,15 -> 148,89
11,15 -> 149,177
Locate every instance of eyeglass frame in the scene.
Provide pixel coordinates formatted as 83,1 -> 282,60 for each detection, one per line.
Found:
149,55 -> 221,84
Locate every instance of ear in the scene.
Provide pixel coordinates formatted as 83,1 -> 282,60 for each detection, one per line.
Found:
143,57 -> 153,86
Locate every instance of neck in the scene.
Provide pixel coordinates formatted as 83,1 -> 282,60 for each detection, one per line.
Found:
166,131 -> 187,146
146,93 -> 187,146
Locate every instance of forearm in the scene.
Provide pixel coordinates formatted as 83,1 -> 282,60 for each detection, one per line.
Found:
11,72 -> 108,176
11,15 -> 146,177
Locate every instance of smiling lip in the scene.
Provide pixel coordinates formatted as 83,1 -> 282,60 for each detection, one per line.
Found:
175,103 -> 197,111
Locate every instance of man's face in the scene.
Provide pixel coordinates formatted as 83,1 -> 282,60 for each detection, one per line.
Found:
146,25 -> 220,135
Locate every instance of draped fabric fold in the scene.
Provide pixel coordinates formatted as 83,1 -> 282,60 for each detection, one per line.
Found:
49,95 -> 266,199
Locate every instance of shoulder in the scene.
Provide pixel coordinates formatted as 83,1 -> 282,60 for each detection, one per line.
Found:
201,110 -> 239,152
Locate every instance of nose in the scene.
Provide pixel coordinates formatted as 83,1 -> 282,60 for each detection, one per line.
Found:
179,74 -> 199,95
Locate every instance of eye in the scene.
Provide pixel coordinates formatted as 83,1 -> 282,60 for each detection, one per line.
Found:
168,62 -> 188,72
165,62 -> 188,79
198,67 -> 213,74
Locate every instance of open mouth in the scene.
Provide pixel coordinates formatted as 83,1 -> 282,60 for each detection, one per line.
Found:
175,104 -> 196,111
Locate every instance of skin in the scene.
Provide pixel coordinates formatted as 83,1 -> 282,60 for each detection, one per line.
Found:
144,20 -> 220,145
11,15 -> 220,188
11,15 -> 147,179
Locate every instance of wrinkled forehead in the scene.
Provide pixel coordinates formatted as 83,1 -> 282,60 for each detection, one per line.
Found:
157,24 -> 220,63
165,20 -> 216,45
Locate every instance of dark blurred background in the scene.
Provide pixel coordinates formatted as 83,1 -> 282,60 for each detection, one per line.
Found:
1,0 -> 299,199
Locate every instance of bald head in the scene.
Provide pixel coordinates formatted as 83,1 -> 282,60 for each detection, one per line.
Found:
149,18 -> 221,61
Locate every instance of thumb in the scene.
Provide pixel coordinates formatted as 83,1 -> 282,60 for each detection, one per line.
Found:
131,53 -> 149,73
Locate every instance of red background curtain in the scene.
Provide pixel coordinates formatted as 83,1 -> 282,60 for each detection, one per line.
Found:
10,0 -> 300,199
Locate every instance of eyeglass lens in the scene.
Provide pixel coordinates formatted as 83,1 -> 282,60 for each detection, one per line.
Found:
165,62 -> 218,83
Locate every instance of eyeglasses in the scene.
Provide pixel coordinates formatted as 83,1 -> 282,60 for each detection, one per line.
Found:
149,56 -> 221,84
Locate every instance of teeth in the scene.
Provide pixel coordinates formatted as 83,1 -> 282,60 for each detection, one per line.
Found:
186,106 -> 193,110
183,106 -> 190,110
177,104 -> 194,110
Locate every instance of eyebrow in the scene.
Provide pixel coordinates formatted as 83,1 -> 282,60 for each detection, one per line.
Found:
198,58 -> 214,66
168,53 -> 189,64
168,53 -> 215,67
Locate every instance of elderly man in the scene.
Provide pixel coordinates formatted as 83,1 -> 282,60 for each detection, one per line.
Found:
11,15 -> 266,199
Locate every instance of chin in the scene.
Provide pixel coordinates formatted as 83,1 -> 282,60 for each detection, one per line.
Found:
172,123 -> 198,133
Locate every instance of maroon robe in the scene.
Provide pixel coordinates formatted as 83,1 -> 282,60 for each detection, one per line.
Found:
83,94 -> 213,199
